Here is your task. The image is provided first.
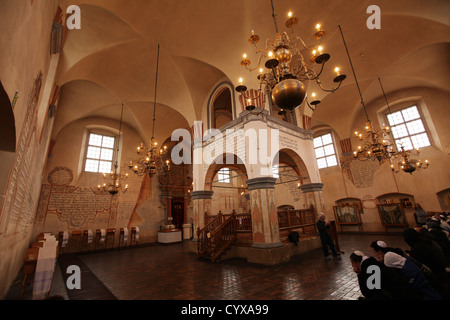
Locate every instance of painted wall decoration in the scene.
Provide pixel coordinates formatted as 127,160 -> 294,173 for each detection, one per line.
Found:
0,72 -> 45,237
36,166 -> 143,232
377,203 -> 408,226
342,158 -> 380,188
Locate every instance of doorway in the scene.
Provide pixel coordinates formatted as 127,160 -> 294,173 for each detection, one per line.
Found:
171,198 -> 185,230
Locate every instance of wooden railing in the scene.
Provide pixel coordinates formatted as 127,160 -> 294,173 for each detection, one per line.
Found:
197,206 -> 317,262
277,206 -> 317,237
197,212 -> 227,258
209,213 -> 237,262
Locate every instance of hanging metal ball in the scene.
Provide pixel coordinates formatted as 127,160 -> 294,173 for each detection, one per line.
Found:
271,78 -> 306,110
275,47 -> 292,64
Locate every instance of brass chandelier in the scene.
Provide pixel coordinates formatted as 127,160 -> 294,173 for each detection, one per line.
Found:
340,26 -> 397,164
98,103 -> 129,195
129,43 -> 170,177
390,146 -> 429,175
236,0 -> 346,112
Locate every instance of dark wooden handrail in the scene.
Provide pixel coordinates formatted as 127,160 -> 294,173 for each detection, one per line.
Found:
209,212 -> 237,262
277,206 -> 317,236
197,206 -> 317,262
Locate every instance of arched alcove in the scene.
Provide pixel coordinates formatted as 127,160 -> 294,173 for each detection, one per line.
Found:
203,153 -> 248,216
0,81 -> 16,196
211,87 -> 233,129
0,82 -> 16,153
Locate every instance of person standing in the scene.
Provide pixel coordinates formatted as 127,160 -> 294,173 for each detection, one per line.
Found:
316,212 -> 340,260
414,203 -> 428,227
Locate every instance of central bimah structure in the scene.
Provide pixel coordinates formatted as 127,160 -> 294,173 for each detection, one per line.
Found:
190,106 -> 327,265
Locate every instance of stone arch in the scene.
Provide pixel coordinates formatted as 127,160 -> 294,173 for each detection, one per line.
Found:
272,148 -> 312,185
207,82 -> 236,130
203,153 -> 248,191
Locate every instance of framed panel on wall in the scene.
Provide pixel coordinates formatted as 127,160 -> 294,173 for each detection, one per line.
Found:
377,203 -> 408,229
333,204 -> 362,232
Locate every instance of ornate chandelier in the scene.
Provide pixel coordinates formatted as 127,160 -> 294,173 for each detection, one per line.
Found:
129,140 -> 170,177
352,121 -> 396,162
391,145 -> 429,175
98,103 -> 129,195
340,27 -> 397,164
236,0 -> 346,112
129,43 -> 170,177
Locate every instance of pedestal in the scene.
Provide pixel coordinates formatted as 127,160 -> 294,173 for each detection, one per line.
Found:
157,229 -> 182,244
182,223 -> 192,240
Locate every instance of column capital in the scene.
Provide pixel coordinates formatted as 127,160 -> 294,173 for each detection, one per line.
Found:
191,190 -> 214,200
246,177 -> 277,190
300,183 -> 324,193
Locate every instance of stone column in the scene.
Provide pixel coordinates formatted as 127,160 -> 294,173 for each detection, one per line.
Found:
246,177 -> 282,248
300,183 -> 325,215
191,190 -> 213,240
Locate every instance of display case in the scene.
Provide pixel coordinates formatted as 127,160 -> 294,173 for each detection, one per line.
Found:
333,203 -> 362,232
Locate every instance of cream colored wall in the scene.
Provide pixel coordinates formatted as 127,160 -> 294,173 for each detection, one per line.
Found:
211,170 -> 248,214
0,0 -> 60,298
319,87 -> 450,232
37,116 -> 166,243
274,165 -> 308,210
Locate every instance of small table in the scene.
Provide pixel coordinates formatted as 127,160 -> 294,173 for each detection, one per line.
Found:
158,229 -> 182,244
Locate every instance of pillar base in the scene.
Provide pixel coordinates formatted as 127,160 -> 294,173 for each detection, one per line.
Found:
189,237 -> 322,266
251,242 -> 283,249
246,245 -> 291,265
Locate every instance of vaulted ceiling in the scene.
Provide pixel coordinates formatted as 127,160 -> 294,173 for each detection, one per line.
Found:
54,0 -> 450,144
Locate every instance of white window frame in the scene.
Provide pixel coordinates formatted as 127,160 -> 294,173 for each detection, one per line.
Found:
83,131 -> 117,174
313,132 -> 338,169
385,105 -> 431,151
217,167 -> 231,183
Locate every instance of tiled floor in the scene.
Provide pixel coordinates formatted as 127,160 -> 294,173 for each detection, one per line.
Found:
7,233 -> 410,301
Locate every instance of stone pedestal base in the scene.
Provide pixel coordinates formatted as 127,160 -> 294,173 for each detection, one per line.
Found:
187,236 -> 321,265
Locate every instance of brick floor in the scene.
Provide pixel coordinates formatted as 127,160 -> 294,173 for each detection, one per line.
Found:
70,233 -> 409,300
6,233 -> 411,301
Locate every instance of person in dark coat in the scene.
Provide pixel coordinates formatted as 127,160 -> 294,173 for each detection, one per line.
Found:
384,251 -> 441,300
403,228 -> 449,299
370,239 -> 433,279
370,240 -> 405,262
413,203 -> 428,227
350,251 -> 423,300
403,228 -> 447,274
316,213 -> 340,260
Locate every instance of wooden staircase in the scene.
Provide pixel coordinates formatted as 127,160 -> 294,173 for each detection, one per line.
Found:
197,210 -> 238,263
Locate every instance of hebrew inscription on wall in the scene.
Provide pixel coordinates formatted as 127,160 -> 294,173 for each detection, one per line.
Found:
347,159 -> 380,188
0,72 -> 45,237
36,166 -> 141,231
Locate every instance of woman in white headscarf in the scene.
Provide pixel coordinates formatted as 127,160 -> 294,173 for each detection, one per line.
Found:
384,251 -> 441,300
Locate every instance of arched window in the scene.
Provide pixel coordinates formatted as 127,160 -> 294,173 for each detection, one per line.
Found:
212,88 -> 232,129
